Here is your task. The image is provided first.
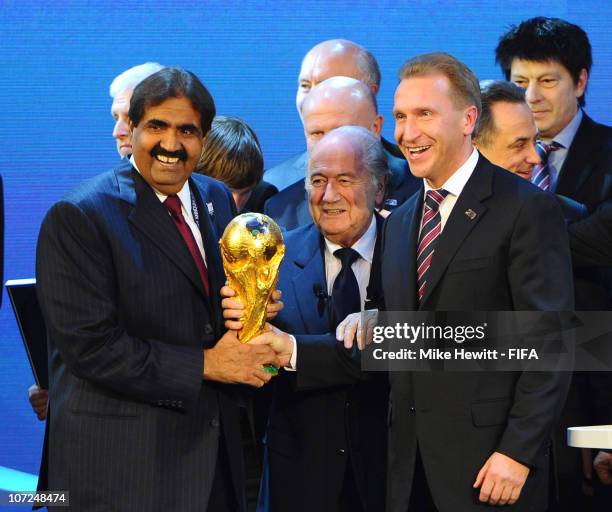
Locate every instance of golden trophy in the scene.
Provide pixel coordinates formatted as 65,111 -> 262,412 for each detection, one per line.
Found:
220,213 -> 285,375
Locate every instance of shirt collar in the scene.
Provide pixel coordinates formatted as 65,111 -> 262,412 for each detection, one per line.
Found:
324,214 -> 377,264
130,155 -> 192,208
423,146 -> 479,197
543,108 -> 583,149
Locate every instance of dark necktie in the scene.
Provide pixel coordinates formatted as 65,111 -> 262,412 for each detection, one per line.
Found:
332,248 -> 361,328
164,195 -> 210,295
532,141 -> 562,191
417,189 -> 449,302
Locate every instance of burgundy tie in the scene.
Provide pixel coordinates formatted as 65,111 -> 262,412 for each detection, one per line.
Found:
416,189 -> 449,302
164,195 -> 210,295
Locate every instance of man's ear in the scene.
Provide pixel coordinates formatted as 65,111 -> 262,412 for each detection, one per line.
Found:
463,105 -> 478,136
575,68 -> 588,99
371,114 -> 383,138
375,175 -> 387,205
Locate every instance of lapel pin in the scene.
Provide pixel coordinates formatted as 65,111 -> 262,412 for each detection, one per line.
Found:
206,202 -> 215,216
465,208 -> 477,220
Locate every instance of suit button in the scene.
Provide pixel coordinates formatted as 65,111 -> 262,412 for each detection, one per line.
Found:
409,406 -> 416,414
204,324 -> 213,335
337,448 -> 346,454
171,401 -> 177,407
177,401 -> 183,407
345,401 -> 350,408
157,400 -> 163,406
211,418 -> 220,428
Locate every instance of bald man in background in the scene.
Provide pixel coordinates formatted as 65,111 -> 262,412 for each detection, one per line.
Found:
263,39 -> 406,193
265,76 -> 418,229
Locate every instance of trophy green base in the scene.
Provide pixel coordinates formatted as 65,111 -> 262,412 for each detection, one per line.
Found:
263,364 -> 279,376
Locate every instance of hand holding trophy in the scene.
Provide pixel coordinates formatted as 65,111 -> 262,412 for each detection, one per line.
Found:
219,213 -> 285,375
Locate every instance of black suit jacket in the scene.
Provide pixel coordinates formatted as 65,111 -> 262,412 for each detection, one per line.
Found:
569,200 -> 612,266
264,148 -> 419,230
382,155 -> 574,512
242,179 -> 278,214
36,161 -> 246,511
556,112 -> 612,309
263,219 -> 388,512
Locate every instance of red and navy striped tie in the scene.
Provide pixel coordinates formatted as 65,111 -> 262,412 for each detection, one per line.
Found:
532,141 -> 562,191
416,189 -> 449,302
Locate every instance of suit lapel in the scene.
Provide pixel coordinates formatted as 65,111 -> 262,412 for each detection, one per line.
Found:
123,167 -> 211,305
419,156 -> 491,308
296,179 -> 313,226
291,225 -> 330,333
556,114 -> 595,196
189,179 -> 224,312
365,212 -> 385,309
392,191 -> 422,311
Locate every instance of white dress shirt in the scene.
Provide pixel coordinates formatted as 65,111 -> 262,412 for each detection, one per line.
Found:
288,214 -> 378,370
130,156 -> 207,265
421,147 -> 479,235
323,214 -> 377,310
542,108 -> 583,192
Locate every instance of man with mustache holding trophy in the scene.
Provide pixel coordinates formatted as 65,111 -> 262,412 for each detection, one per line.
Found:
36,67 -> 280,512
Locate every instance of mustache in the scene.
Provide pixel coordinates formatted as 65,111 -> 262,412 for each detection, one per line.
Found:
150,143 -> 187,161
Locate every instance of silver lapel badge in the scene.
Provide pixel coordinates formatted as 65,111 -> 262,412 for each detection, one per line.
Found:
465,208 -> 477,220
207,202 -> 215,217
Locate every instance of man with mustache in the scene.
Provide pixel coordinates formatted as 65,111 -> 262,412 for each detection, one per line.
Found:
36,67 -> 279,511
110,62 -> 165,158
28,62 -> 165,423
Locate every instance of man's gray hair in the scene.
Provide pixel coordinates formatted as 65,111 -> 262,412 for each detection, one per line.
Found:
307,125 -> 389,191
109,62 -> 164,98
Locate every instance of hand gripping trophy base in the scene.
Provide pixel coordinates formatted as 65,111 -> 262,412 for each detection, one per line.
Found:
220,213 -> 285,376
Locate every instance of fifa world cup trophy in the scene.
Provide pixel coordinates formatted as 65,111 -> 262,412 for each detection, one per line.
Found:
220,213 -> 285,373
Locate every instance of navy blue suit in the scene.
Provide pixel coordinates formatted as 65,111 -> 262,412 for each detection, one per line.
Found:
261,220 -> 388,512
36,161 -> 246,511
264,148 -> 419,230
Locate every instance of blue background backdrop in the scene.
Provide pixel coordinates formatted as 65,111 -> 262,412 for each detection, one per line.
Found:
1,0 -> 610,496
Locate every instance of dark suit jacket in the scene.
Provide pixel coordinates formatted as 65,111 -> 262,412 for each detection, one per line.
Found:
36,161 -> 246,511
242,180 -> 278,214
263,219 -> 388,512
569,200 -> 612,266
382,155 -> 574,512
553,114 -> 612,509
555,112 -> 612,309
264,148 -> 419,230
